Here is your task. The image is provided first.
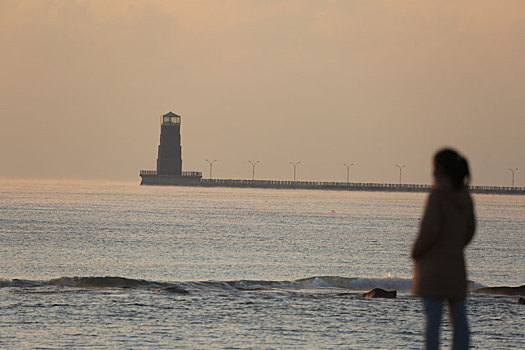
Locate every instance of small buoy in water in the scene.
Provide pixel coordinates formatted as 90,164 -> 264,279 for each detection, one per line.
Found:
518,297 -> 525,305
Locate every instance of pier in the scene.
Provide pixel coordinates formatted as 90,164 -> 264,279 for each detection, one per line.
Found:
140,113 -> 523,195
201,179 -> 525,194
139,171 -> 524,195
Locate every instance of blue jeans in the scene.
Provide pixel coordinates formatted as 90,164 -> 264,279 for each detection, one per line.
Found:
423,299 -> 469,350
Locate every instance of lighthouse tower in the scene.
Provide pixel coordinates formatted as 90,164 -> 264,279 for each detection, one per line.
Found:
156,111 -> 182,175
140,111 -> 201,185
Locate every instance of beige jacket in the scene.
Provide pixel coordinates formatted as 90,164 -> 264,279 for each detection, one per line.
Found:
411,186 -> 476,299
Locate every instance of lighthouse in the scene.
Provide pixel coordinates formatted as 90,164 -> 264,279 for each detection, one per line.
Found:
156,111 -> 182,175
140,111 -> 201,185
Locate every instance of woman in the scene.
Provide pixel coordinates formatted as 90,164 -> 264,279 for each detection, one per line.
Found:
411,148 -> 476,350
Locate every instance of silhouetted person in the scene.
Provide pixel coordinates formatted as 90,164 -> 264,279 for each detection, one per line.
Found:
411,148 -> 476,350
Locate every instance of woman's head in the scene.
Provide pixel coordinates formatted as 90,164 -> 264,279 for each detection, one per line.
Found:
433,148 -> 470,189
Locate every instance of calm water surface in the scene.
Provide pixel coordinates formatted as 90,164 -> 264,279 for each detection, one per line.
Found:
0,180 -> 523,349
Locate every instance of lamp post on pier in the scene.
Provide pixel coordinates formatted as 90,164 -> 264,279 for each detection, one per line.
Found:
205,159 -> 217,179
509,168 -> 518,187
289,161 -> 301,182
249,160 -> 260,181
396,164 -> 406,185
344,163 -> 355,184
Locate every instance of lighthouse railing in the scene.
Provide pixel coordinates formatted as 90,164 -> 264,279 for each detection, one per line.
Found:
140,170 -> 202,177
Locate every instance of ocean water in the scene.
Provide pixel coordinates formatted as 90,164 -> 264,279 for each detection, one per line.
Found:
0,179 -> 523,349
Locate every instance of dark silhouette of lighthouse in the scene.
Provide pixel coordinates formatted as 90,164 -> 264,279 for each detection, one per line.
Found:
156,111 -> 182,175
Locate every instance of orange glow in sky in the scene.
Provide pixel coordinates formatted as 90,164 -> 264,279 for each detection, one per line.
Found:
1,1 -> 523,185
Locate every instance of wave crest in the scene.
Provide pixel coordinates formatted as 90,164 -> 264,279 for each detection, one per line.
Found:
0,275 -> 487,295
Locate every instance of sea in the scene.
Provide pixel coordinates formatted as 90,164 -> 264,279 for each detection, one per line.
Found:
0,179 -> 523,349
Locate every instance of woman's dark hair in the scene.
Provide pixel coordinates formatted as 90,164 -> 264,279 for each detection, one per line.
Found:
434,148 -> 471,189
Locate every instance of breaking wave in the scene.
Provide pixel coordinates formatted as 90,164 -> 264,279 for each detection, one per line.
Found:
0,275 -> 487,295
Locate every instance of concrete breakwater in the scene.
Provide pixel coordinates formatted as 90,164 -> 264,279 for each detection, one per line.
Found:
139,172 -> 524,194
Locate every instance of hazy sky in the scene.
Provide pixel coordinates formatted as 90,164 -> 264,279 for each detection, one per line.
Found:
1,0 -> 524,185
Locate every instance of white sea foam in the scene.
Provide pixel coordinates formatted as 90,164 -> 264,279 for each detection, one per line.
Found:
347,277 -> 413,293
293,275 -> 413,293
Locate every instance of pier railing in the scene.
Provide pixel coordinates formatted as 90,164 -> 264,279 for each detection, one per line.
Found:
199,179 -> 525,194
200,179 -> 432,192
140,170 -> 157,176
181,171 -> 203,177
